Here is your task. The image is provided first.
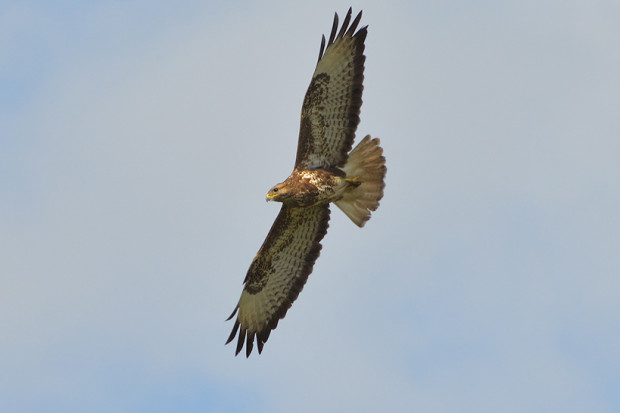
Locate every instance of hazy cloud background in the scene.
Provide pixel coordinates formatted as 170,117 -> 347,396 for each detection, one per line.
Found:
2,1 -> 619,412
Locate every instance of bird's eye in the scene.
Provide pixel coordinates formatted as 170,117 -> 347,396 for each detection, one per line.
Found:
273,188 -> 279,192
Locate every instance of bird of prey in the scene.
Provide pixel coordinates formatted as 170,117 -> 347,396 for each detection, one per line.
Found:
226,8 -> 386,357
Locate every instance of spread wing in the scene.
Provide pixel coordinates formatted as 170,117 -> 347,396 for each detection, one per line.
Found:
295,8 -> 367,170
226,204 -> 330,357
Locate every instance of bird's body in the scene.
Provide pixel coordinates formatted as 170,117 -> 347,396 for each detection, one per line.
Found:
226,8 -> 386,357
266,167 -> 349,207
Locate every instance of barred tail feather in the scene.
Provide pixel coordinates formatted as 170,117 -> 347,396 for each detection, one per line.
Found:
335,135 -> 386,227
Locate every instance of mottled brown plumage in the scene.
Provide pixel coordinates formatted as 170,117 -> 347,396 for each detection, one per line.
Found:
295,10 -> 366,170
226,8 -> 386,357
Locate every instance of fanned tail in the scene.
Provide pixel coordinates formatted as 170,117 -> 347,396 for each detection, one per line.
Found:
335,135 -> 386,227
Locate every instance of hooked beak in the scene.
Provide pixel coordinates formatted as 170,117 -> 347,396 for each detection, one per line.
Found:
266,193 -> 277,202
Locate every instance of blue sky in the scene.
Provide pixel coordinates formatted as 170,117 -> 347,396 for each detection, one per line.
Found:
2,1 -> 619,412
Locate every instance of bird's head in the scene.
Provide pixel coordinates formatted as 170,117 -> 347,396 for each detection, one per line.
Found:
266,182 -> 291,202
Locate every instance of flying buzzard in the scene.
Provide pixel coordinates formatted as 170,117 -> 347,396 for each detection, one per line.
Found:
226,8 -> 386,357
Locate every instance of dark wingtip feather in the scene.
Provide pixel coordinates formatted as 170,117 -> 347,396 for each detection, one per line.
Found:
225,306 -> 238,321
318,35 -> 326,63
257,328 -> 271,354
246,332 -> 255,358
226,319 -> 240,345
327,11 -> 339,46
337,8 -> 353,39
235,328 -> 246,356
346,11 -> 364,37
